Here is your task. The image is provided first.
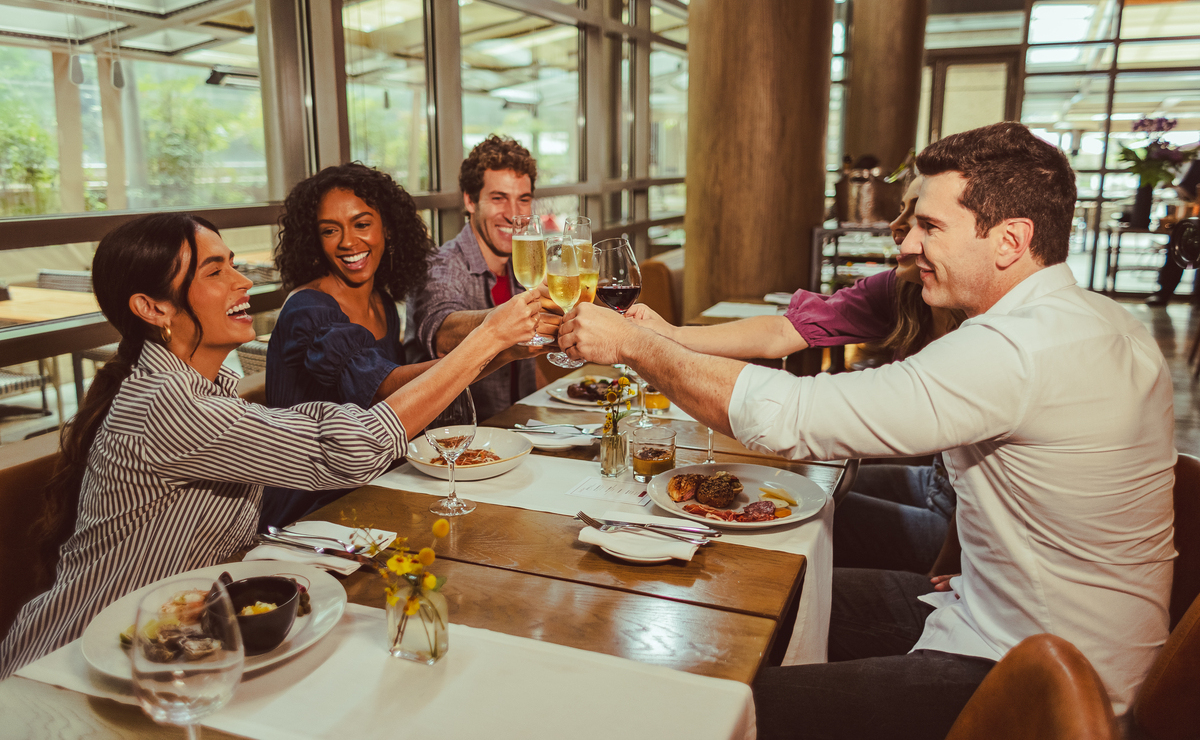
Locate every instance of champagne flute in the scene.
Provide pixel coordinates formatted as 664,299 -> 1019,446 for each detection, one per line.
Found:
425,388 -> 477,516
545,237 -> 588,369
510,214 -> 551,347
131,577 -> 244,740
565,217 -> 597,304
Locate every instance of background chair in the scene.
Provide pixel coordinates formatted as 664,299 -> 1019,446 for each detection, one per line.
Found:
1132,592 -> 1200,740
236,340 -> 270,376
36,270 -> 118,405
945,633 -> 1118,740
0,433 -> 64,642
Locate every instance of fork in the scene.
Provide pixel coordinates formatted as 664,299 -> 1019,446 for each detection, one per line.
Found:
576,511 -> 710,546
267,526 -> 358,552
516,423 -> 596,434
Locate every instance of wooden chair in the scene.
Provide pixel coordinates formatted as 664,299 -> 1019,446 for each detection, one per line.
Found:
638,258 -> 678,326
1170,453 -> 1200,630
235,339 -> 270,376
36,270 -> 118,404
1132,592 -> 1200,740
945,633 -> 1118,740
0,433 -> 64,643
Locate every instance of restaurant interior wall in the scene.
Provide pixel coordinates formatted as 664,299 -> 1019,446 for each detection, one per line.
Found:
0,0 -> 688,442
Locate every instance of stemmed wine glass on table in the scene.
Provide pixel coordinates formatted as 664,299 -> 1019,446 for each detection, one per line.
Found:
510,214 -> 551,346
131,577 -> 244,740
546,237 -> 592,369
425,388 -> 478,516
594,238 -> 653,426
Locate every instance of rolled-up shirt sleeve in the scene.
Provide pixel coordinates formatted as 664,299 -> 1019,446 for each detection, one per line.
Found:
729,321 -> 1033,461
141,373 -> 408,490
411,250 -> 486,358
785,270 -> 897,348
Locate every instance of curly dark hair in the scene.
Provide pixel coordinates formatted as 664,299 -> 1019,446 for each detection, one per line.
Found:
275,163 -> 433,302
459,135 -> 538,206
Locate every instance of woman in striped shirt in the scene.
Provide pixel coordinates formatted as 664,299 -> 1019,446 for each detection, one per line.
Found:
0,213 -> 538,678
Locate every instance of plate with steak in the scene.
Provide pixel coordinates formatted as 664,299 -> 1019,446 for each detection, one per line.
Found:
547,376 -> 638,407
647,463 -> 828,529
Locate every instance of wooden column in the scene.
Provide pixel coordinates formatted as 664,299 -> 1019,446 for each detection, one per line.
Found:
51,52 -> 86,213
844,0 -> 928,177
683,0 -> 834,320
96,56 -> 127,211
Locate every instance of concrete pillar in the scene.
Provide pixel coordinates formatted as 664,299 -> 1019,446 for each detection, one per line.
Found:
843,0 -> 928,208
51,52 -> 86,213
96,55 -> 128,211
683,0 -> 834,319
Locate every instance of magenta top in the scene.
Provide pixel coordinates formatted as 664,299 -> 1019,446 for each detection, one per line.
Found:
785,270 -> 898,349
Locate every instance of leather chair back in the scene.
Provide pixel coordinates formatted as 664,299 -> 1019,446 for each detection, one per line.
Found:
0,434 -> 65,642
638,258 -> 678,326
1133,592 -> 1200,740
1171,453 -> 1200,629
945,634 -> 1117,740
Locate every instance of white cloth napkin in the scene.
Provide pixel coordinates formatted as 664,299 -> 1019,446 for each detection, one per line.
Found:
763,292 -> 793,305
700,301 -> 783,318
244,522 -> 396,577
576,510 -> 700,561
515,419 -> 601,448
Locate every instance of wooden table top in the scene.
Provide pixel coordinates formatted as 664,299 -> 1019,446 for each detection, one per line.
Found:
0,286 -> 101,324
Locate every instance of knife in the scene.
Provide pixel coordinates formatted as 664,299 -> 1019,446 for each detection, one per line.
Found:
595,518 -> 721,537
258,534 -> 379,566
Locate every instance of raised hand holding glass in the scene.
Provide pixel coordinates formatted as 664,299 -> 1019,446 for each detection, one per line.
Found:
545,237 -> 587,369
510,214 -> 551,346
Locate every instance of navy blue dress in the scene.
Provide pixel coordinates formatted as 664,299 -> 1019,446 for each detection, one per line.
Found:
258,289 -> 405,529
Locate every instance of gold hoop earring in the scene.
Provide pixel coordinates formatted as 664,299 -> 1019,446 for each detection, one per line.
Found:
160,323 -> 172,344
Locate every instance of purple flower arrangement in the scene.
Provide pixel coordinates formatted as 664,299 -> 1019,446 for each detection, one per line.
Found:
1120,117 -> 1195,189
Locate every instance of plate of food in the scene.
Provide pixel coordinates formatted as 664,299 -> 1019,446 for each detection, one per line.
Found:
406,427 -> 533,481
646,463 -> 829,529
546,376 -> 638,407
80,560 -> 346,680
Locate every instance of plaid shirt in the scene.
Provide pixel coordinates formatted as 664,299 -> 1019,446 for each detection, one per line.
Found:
405,224 -> 537,422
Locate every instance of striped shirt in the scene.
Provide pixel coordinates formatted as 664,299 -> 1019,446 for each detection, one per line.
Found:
0,342 -> 407,678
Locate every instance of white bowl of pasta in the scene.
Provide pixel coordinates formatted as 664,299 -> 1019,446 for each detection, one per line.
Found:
406,427 -> 534,481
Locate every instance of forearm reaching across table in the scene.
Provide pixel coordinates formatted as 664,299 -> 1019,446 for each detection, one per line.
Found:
625,304 -> 808,359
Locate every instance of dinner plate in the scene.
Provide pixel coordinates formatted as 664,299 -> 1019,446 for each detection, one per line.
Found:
545,377 -> 638,407
406,427 -> 532,481
600,547 -> 671,564
81,561 -> 346,680
646,463 -> 828,530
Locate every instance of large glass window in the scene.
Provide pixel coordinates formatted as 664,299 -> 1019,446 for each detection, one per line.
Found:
460,2 -> 581,185
1022,74 -> 1111,171
343,0 -> 431,192
649,46 -> 686,178
0,0 -> 268,217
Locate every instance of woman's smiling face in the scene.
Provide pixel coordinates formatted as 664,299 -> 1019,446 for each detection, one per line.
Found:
318,187 -> 386,287
170,227 -> 256,355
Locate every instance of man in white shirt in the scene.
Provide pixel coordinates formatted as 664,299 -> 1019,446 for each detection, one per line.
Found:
559,122 -> 1176,739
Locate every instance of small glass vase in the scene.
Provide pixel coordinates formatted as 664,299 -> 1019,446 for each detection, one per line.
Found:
386,581 -> 449,665
599,430 -> 628,477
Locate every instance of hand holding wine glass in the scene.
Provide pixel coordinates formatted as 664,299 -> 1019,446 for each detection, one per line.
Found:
594,237 -> 641,315
425,389 -> 477,516
131,577 -> 244,739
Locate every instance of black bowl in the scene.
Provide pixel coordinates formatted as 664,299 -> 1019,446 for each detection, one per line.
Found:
226,576 -> 300,656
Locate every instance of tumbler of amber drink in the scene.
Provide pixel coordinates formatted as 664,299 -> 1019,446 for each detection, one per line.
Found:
631,426 -> 676,483
643,385 -> 670,414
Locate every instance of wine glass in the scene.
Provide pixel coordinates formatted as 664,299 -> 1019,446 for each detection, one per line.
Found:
564,217 -> 596,304
595,238 -> 648,424
545,237 -> 588,369
131,577 -> 244,739
425,388 -> 477,516
510,214 -> 551,347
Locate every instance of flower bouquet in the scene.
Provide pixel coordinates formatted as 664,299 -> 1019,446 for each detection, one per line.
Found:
1119,117 -> 1196,190
599,375 -> 633,477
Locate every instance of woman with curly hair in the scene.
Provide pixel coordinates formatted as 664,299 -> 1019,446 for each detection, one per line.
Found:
260,163 -> 541,528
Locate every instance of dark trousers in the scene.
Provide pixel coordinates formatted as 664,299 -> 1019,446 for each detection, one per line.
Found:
833,465 -> 952,574
753,569 -> 996,740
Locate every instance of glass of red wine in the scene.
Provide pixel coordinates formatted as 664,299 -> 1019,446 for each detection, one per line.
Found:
594,237 -> 641,315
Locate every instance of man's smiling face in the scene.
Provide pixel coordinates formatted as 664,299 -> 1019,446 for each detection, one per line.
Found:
465,168 -> 534,261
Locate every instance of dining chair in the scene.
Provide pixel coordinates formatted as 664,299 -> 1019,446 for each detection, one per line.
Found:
945,633 -> 1118,740
638,257 -> 679,326
1131,592 -> 1200,740
1170,453 -> 1200,630
0,433 -> 65,643
36,269 -> 118,405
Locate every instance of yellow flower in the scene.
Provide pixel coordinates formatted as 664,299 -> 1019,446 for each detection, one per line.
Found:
617,376 -> 630,387
605,389 -> 619,404
387,553 -> 419,575
418,547 -> 436,567
385,587 -> 400,606
405,597 -> 421,616
431,519 -> 450,538
423,573 -> 437,590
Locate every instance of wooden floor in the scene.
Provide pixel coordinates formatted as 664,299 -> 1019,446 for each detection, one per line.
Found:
1,299 -> 1198,454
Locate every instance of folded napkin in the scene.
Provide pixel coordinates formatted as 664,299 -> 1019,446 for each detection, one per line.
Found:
245,521 -> 396,577
516,419 -> 601,448
763,291 -> 793,305
577,509 -> 700,561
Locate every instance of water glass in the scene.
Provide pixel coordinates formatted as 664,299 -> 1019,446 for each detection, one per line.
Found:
631,426 -> 676,483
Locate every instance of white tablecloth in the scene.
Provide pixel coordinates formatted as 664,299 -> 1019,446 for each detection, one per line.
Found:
373,455 -> 833,665
700,302 -> 785,319
17,605 -> 756,740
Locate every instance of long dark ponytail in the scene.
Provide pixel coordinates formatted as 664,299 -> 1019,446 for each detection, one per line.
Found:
36,213 -> 218,553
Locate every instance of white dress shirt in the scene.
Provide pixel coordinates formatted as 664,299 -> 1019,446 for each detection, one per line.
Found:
728,263 -> 1176,714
